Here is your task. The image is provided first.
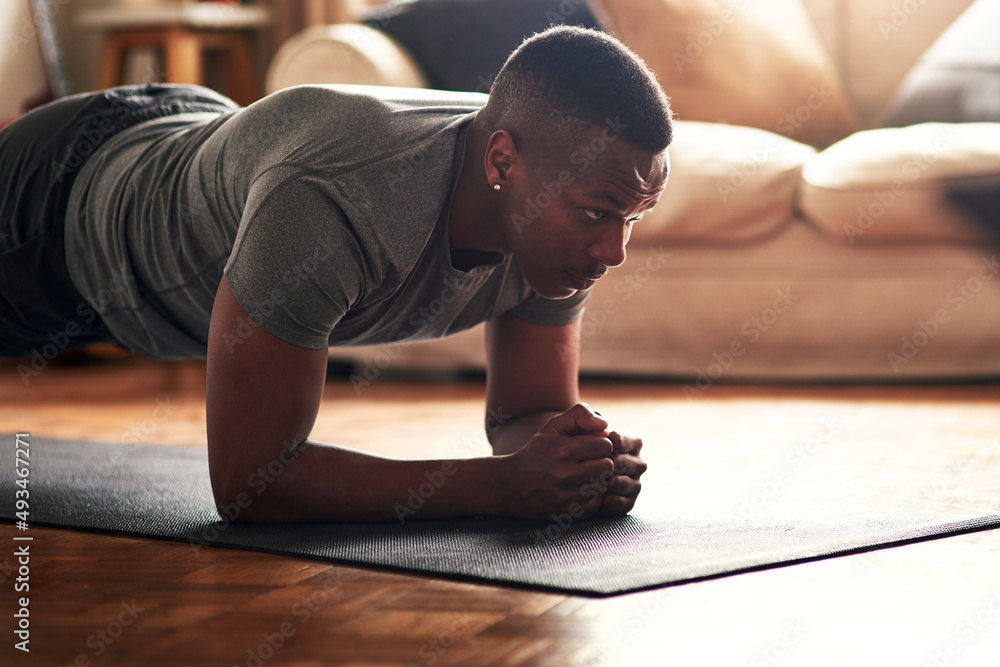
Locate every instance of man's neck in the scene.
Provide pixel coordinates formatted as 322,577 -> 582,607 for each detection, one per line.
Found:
447,113 -> 508,266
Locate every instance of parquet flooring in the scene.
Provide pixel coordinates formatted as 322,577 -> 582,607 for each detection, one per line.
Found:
1,357 -> 999,666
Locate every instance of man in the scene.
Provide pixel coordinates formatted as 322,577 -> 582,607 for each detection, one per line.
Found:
0,27 -> 672,522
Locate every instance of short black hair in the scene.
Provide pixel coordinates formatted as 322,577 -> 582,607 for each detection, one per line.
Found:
482,26 -> 672,156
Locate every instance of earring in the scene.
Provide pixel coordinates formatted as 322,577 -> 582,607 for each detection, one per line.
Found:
493,183 -> 501,191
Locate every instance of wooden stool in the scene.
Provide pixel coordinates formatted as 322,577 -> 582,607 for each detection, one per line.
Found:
79,2 -> 270,106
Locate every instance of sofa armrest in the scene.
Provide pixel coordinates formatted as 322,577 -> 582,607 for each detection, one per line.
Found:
265,23 -> 428,94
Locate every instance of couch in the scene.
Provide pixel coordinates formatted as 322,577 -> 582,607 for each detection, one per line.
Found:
1,0 -> 52,126
264,0 -> 1000,381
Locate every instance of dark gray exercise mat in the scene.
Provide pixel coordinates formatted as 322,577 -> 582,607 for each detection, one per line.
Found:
2,434 -> 999,597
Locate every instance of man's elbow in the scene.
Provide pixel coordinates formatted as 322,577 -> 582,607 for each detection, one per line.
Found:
208,460 -> 290,524
211,482 -> 262,524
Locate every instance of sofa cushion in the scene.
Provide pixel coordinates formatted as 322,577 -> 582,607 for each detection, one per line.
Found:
587,0 -> 859,147
362,0 -> 601,93
884,0 -> 1000,126
265,24 -> 429,93
798,123 -> 1000,245
941,173 -> 1000,244
830,0 -> 972,128
0,0 -> 50,123
630,121 -> 815,244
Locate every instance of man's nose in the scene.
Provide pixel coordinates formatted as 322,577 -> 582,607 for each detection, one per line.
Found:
588,221 -> 629,268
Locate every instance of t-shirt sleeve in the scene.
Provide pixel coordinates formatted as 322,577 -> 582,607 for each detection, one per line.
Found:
224,175 -> 369,350
506,288 -> 591,326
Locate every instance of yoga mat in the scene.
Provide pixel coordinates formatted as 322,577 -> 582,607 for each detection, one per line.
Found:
2,434 -> 999,597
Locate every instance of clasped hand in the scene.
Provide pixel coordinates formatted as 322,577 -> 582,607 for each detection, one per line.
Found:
501,403 -> 646,520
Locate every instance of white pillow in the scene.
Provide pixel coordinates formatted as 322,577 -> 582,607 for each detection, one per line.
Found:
266,24 -> 428,94
798,123 -> 1000,244
588,0 -> 859,147
632,121 -> 816,244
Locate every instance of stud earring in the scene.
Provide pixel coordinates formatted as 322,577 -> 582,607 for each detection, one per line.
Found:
493,183 -> 501,191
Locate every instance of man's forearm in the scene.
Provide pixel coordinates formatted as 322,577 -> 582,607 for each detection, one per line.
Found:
488,411 -> 561,455
218,438 -> 512,523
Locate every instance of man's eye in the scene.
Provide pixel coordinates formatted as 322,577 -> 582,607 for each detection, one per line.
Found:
583,209 -> 607,221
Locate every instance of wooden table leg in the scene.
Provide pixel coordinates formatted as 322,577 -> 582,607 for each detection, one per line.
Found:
98,33 -> 127,90
96,27 -> 261,101
165,26 -> 202,86
222,32 -> 258,106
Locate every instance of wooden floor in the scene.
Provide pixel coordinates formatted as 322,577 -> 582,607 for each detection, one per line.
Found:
1,356 -> 999,666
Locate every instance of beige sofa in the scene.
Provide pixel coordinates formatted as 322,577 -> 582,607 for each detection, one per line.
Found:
265,0 -> 1000,381
0,1 -> 50,123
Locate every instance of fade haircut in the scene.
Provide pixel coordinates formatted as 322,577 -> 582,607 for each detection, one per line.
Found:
482,26 -> 672,159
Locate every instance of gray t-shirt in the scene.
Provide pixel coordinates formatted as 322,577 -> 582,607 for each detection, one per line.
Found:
65,85 -> 589,359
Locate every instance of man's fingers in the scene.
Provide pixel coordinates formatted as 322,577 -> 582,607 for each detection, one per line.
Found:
541,402 -> 609,437
609,430 -> 642,456
598,493 -> 638,516
570,434 -> 614,462
610,452 -> 647,478
561,457 -> 615,488
512,406 -> 649,521
606,474 -> 640,498
536,434 -> 612,464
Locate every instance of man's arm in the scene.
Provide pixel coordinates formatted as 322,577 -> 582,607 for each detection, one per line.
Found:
205,278 -> 613,522
485,313 -> 584,454
484,312 -> 647,516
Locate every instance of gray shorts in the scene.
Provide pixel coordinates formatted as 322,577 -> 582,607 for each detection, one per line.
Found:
0,84 -> 237,357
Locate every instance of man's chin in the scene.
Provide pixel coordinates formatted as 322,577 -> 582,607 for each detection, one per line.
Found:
526,270 -> 596,299
531,280 -> 584,300
542,288 -> 579,300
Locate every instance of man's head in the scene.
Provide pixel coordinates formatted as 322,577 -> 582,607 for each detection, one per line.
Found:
477,26 -> 673,299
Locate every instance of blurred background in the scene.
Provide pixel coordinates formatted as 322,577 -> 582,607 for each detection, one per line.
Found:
2,0 -> 375,120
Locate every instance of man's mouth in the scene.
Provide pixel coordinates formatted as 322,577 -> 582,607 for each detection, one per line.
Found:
564,270 -> 606,290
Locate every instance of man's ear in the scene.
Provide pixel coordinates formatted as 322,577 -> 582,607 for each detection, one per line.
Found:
484,130 -> 519,188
